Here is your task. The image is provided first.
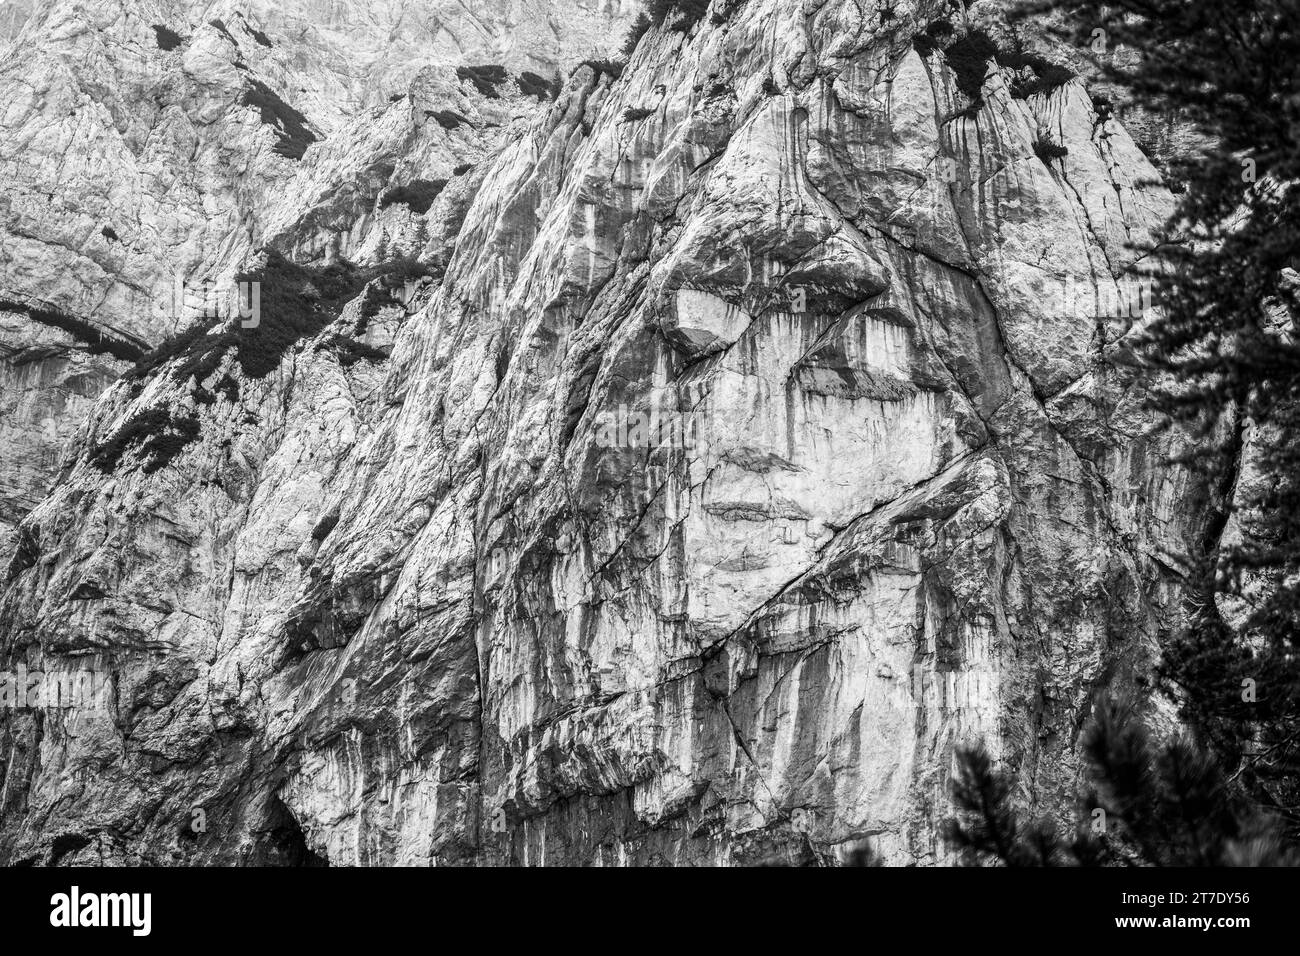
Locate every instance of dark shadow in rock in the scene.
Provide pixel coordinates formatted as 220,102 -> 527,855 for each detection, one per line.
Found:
249,798 -> 329,866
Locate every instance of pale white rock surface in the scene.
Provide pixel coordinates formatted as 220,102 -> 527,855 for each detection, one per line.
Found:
0,0 -> 1211,865
0,0 -> 637,562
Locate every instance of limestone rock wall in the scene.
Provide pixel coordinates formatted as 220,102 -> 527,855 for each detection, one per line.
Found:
0,0 -> 636,564
0,0 -> 1206,866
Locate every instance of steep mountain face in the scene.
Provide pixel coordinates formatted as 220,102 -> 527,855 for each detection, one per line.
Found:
0,0 -> 636,563
0,0 -> 1204,865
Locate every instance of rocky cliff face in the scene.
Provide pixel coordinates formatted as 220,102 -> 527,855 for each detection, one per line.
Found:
0,0 -> 636,563
0,0 -> 1205,866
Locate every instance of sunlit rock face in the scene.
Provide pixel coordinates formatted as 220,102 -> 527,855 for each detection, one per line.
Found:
1,0 -> 1205,866
0,0 -> 637,563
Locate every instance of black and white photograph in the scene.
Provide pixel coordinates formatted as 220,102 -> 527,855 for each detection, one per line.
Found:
0,0 -> 1294,938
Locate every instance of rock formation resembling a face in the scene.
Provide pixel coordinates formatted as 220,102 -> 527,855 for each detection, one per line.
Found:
0,0 -> 1199,867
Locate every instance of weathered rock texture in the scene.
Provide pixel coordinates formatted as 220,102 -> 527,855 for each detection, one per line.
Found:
0,0 -> 636,562
1,0 -> 1208,865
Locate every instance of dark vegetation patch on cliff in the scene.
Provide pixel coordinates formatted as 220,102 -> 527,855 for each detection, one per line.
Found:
517,71 -> 559,100
127,252 -> 371,386
247,23 -> 273,47
621,13 -> 653,55
241,79 -> 318,159
934,27 -> 1074,104
129,253 -> 438,389
426,109 -> 468,130
617,0 -> 713,52
579,59 -> 624,81
209,18 -> 238,46
151,25 -> 184,51
379,179 -> 446,214
90,407 -> 202,475
998,45 -> 1076,98
912,19 -> 954,57
709,0 -> 746,25
456,65 -> 508,98
317,334 -> 389,367
1033,134 -> 1070,164
621,105 -> 656,123
943,29 -> 999,102
648,0 -> 711,32
1,298 -> 146,362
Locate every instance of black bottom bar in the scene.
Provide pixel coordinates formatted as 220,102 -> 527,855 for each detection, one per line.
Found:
0,865 -> 1287,945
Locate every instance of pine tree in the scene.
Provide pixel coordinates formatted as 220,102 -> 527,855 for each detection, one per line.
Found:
947,699 -> 1298,866
408,218 -> 429,258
